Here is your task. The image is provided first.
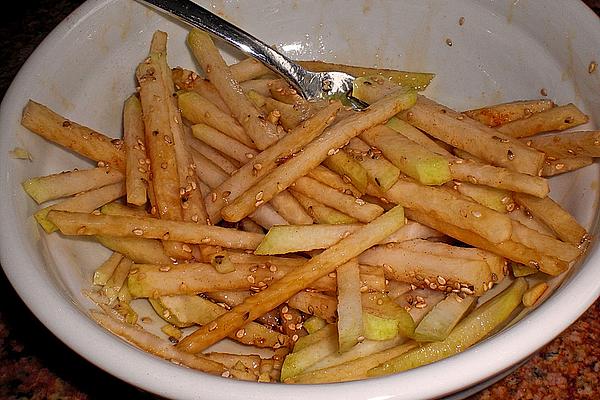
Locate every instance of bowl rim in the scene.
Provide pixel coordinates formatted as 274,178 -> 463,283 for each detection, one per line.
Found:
1,0 -> 599,399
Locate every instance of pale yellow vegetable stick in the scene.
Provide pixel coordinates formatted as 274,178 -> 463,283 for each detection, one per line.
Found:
136,31 -> 189,259
448,158 -> 549,198
405,209 -> 567,276
496,104 -> 589,138
187,29 -> 282,150
190,150 -> 289,229
300,60 -> 435,91
127,262 -> 382,297
346,137 -> 401,192
176,205 -> 406,353
96,235 -> 173,265
513,192 -> 589,245
290,190 -> 358,224
103,257 -> 133,304
93,252 -> 124,286
510,220 -> 581,262
21,100 -> 126,171
178,91 -> 254,148
47,210 -> 264,250
360,124 -> 451,186
293,176 -> 383,223
463,99 -> 555,127
287,291 -> 337,323
523,130 -> 600,158
336,259 -> 364,352
541,156 -> 593,177
449,181 -> 513,213
171,67 -> 231,113
399,95 -> 545,175
205,102 -> 342,222
241,79 -> 279,97
375,176 -> 512,244
34,182 -> 126,233
358,245 -> 492,296
396,239 -> 506,283
22,166 -> 123,204
286,342 -> 416,384
307,165 -> 361,197
191,123 -> 258,163
221,91 -> 417,222
188,141 -> 239,174
122,95 -> 149,206
90,310 -> 229,376
152,37 -> 209,227
268,190 -> 313,225
230,57 -> 273,82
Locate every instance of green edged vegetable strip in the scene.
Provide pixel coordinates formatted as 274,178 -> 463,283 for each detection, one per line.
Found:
368,278 -> 528,376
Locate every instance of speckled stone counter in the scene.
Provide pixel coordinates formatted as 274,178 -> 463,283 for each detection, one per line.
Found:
1,1 -> 599,399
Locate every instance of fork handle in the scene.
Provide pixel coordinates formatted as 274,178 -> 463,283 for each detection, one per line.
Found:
138,0 -> 310,95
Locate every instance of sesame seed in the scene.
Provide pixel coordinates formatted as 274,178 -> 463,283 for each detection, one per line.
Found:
460,287 -> 474,295
255,200 -> 264,207
415,303 -> 427,309
459,16 -> 465,25
355,198 -> 366,205
247,275 -> 255,284
162,233 -> 170,240
222,191 -> 231,198
221,371 -> 230,378
540,88 -> 548,96
437,276 -> 446,285
211,192 -> 217,202
327,148 -> 336,156
507,149 -> 515,160
246,153 -> 254,159
255,191 -> 264,201
159,265 -> 171,272
292,334 -> 299,342
253,163 -> 262,170
471,210 -> 482,218
555,163 -> 565,170
589,61 -> 597,74
445,38 -> 453,46
182,244 -> 192,253
236,329 -> 245,338
132,228 -> 144,236
201,237 -> 211,243
208,321 -> 218,331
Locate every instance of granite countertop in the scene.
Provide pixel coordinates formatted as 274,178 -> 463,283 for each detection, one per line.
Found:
0,1 -> 599,399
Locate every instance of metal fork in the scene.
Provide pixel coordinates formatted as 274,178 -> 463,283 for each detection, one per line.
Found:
137,0 -> 368,110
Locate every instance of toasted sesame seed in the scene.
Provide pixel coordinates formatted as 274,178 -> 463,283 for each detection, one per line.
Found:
201,237 -> 211,243
208,321 -> 218,331
459,16 -> 465,25
445,38 -> 453,46
437,276 -> 446,285
589,61 -> 597,74
471,210 -> 482,218
236,329 -> 246,338
159,265 -> 171,272
255,191 -> 264,201
246,153 -> 254,159
327,148 -> 336,156
415,303 -> 427,309
540,88 -> 548,96
221,371 -> 230,378
460,287 -> 474,295
253,163 -> 262,170
132,228 -> 144,236
255,200 -> 264,207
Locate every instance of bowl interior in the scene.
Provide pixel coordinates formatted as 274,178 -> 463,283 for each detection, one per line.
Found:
1,0 -> 599,399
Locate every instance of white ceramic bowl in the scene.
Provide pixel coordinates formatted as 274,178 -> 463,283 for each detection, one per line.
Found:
1,1 -> 599,399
